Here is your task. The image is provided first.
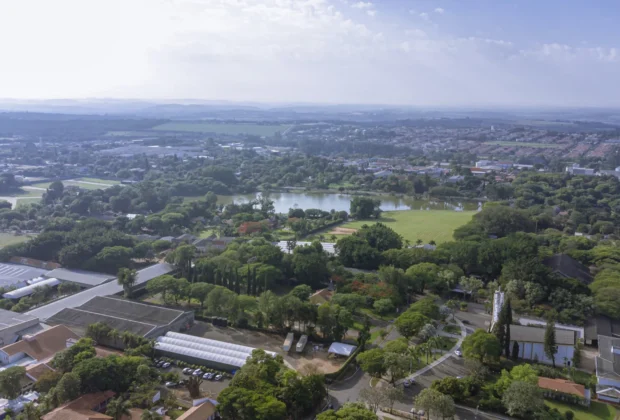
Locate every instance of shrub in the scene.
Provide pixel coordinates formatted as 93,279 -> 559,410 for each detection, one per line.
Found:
565,411 -> 574,420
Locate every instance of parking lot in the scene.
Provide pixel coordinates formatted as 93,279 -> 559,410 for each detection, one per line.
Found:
187,321 -> 345,374
154,361 -> 232,400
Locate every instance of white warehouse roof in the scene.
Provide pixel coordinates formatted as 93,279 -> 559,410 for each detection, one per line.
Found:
328,342 -> 357,357
155,342 -> 248,368
3,278 -> 60,300
164,331 -> 276,357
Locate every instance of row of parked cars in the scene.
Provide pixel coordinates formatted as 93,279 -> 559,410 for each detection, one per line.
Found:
155,360 -> 171,369
182,367 -> 223,381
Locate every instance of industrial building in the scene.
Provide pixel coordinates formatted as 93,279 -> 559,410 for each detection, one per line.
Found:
154,331 -> 275,371
0,309 -> 41,346
45,296 -> 194,339
3,278 -> 61,300
26,263 -> 175,321
0,262 -> 50,289
44,268 -> 114,288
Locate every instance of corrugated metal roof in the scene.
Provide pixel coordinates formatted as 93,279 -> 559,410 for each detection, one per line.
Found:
26,263 -> 175,321
45,268 -> 113,287
510,324 -> 575,345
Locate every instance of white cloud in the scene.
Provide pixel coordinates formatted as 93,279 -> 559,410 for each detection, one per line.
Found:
351,1 -> 373,9
434,7 -> 445,14
0,0 -> 617,106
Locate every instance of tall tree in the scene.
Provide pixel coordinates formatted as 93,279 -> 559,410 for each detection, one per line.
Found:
117,268 -> 137,298
0,366 -> 26,400
544,322 -> 558,368
105,398 -> 132,420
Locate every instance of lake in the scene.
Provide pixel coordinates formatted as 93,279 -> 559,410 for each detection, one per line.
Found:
217,192 -> 481,214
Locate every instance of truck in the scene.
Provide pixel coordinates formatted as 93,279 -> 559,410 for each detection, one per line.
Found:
296,335 -> 308,353
283,332 -> 295,352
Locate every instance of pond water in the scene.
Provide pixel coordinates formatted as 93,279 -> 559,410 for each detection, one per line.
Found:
217,192 -> 481,214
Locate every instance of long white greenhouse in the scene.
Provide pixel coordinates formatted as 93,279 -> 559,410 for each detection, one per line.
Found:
2,278 -> 60,300
154,332 -> 275,371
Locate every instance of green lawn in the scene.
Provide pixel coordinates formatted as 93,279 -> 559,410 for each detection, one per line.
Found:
31,182 -> 52,189
77,177 -> 121,185
484,141 -> 564,149
152,122 -> 291,137
64,181 -> 113,190
544,400 -> 615,420
16,197 -> 41,206
339,210 -> 475,244
442,324 -> 461,335
0,233 -> 31,248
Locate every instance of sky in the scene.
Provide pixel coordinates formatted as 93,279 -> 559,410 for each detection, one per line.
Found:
1,0 -> 619,107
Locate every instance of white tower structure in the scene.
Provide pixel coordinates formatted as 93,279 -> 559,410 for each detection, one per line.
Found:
490,287 -> 505,331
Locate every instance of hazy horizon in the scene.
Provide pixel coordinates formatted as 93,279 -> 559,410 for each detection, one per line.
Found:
2,0 -> 620,107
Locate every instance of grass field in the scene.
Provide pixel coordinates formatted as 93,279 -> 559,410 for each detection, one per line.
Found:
16,197 -> 41,206
77,177 -> 120,185
337,210 -> 474,244
31,182 -> 51,189
484,141 -> 564,149
64,181 -> 111,190
544,400 -> 615,420
0,233 -> 30,248
152,122 -> 291,136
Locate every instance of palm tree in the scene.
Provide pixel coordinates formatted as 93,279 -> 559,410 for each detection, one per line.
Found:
419,342 -> 433,364
427,336 -> 443,355
117,268 -> 137,298
407,346 -> 422,371
106,398 -> 132,420
330,234 -> 337,242
141,411 -> 163,420
404,239 -> 411,248
415,239 -> 423,246
429,240 -> 436,246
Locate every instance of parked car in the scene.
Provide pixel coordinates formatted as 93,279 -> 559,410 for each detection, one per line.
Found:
403,379 -> 411,388
206,373 -> 215,380
454,349 -> 462,357
203,373 -> 211,379
165,382 -> 178,388
156,361 -> 165,368
162,362 -> 171,369
193,369 -> 203,376
214,374 -> 223,381
182,368 -> 192,374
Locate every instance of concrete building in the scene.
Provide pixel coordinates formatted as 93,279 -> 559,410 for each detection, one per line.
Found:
595,335 -> 620,402
0,263 -> 51,289
0,310 -> 40,346
566,164 -> 595,176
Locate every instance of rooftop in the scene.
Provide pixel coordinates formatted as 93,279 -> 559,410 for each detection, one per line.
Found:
538,377 -> 586,398
177,401 -> 217,420
0,263 -> 50,288
46,296 -> 188,337
26,263 -> 175,321
510,325 -> 575,346
0,308 -> 38,330
45,268 -> 114,287
543,254 -> 593,285
328,342 -> 357,357
42,390 -> 116,420
0,325 -> 78,362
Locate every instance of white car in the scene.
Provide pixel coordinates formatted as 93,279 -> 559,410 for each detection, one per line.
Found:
162,362 -> 171,368
214,374 -> 223,381
183,368 -> 192,374
454,349 -> 462,357
193,369 -> 203,376
165,382 -> 178,388
403,379 -> 411,388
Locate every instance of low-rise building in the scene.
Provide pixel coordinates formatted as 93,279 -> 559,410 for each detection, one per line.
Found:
42,390 -> 116,420
0,324 -> 78,367
510,325 -> 575,366
538,377 -> 590,407
0,309 -> 40,346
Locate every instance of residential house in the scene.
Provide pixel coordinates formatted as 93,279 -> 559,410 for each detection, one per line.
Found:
0,324 -> 78,366
509,324 -> 576,366
192,236 -> 235,254
538,377 -> 590,407
543,254 -> 593,285
42,391 -> 117,420
177,401 -> 218,420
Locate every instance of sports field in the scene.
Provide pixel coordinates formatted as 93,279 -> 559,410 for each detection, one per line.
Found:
152,122 -> 291,136
336,210 -> 475,244
484,141 -> 564,149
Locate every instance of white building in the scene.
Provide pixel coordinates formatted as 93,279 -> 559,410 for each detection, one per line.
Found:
566,164 -> 595,176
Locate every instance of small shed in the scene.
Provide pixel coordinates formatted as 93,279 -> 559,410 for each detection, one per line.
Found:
328,342 -> 357,357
